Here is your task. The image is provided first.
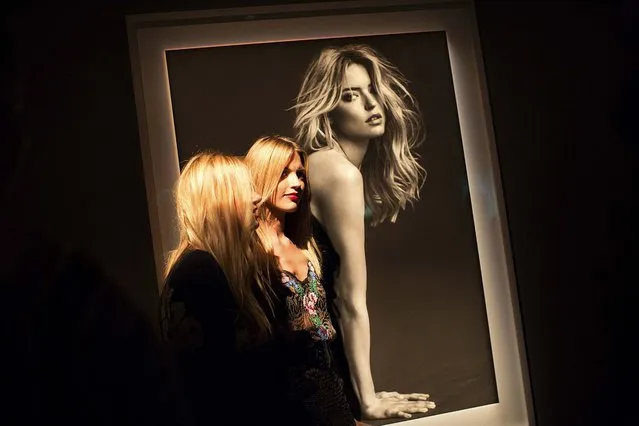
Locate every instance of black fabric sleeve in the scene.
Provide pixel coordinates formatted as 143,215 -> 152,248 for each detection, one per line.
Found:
160,250 -> 240,425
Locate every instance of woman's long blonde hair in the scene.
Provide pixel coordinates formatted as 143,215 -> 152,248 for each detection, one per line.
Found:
293,44 -> 426,226
164,151 -> 274,339
244,136 -> 322,276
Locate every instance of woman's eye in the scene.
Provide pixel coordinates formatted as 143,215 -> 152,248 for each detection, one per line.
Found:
342,91 -> 357,102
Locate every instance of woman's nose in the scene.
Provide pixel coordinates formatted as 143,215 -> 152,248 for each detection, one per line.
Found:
364,93 -> 378,110
252,191 -> 261,205
291,177 -> 303,189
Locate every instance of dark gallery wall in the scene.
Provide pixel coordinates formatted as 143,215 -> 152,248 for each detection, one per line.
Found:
472,2 -> 632,426
2,1 -> 631,426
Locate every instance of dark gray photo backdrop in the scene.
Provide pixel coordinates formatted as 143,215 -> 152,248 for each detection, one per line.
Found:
166,31 -> 497,422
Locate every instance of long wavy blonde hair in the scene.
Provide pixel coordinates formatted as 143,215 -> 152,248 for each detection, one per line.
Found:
293,44 -> 426,226
164,151 -> 274,339
244,136 -> 322,277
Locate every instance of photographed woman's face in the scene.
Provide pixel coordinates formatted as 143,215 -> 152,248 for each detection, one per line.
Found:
269,152 -> 306,214
330,63 -> 385,143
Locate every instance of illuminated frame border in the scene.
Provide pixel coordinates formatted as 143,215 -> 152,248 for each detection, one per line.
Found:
126,1 -> 534,424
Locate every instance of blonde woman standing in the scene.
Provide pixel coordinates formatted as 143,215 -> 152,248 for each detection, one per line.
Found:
245,135 -> 357,426
160,152 -> 299,426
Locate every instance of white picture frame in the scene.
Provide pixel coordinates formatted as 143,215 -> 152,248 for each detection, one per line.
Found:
126,1 -> 534,424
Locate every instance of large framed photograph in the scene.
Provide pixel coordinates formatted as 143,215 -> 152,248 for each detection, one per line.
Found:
127,0 -> 533,424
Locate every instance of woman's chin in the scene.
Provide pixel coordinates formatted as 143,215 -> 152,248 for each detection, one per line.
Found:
369,129 -> 386,139
274,201 -> 300,214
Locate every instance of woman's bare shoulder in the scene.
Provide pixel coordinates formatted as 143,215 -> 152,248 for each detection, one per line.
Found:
307,149 -> 361,186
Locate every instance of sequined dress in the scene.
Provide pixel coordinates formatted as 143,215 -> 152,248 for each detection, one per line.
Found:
279,260 -> 356,426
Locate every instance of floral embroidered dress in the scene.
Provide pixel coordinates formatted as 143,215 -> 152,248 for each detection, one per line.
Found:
279,260 -> 355,426
280,261 -> 336,342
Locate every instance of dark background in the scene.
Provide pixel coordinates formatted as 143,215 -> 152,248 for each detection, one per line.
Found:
167,31 -> 496,419
2,1 -> 632,426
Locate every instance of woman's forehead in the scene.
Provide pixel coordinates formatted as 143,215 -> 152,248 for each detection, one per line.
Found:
286,151 -> 304,169
341,63 -> 371,88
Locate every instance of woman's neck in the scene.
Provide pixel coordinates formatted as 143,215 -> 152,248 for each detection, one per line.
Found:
262,222 -> 293,257
336,136 -> 370,169
262,209 -> 286,247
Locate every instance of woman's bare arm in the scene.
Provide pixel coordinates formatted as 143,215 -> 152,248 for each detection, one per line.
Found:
308,151 -> 377,410
308,151 -> 434,420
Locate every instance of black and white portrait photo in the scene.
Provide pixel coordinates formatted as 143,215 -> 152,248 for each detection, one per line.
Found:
165,32 -> 495,422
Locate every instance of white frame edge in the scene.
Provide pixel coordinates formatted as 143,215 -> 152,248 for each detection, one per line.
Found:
126,1 -> 534,424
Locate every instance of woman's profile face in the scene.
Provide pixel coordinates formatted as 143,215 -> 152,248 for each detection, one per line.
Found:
330,63 -> 385,143
227,167 -> 261,231
250,190 -> 261,230
269,152 -> 306,215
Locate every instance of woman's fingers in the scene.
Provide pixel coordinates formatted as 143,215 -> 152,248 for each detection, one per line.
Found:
364,396 -> 436,420
395,411 -> 412,419
405,392 -> 431,401
376,391 -> 401,399
376,391 -> 433,402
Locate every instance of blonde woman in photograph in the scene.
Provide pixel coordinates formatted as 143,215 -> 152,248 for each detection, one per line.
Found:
293,44 -> 436,421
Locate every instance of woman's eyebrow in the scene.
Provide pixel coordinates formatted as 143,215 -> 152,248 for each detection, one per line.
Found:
283,166 -> 306,172
341,84 -> 374,93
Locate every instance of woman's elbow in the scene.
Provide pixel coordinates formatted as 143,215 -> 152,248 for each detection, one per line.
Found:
335,295 -> 368,319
